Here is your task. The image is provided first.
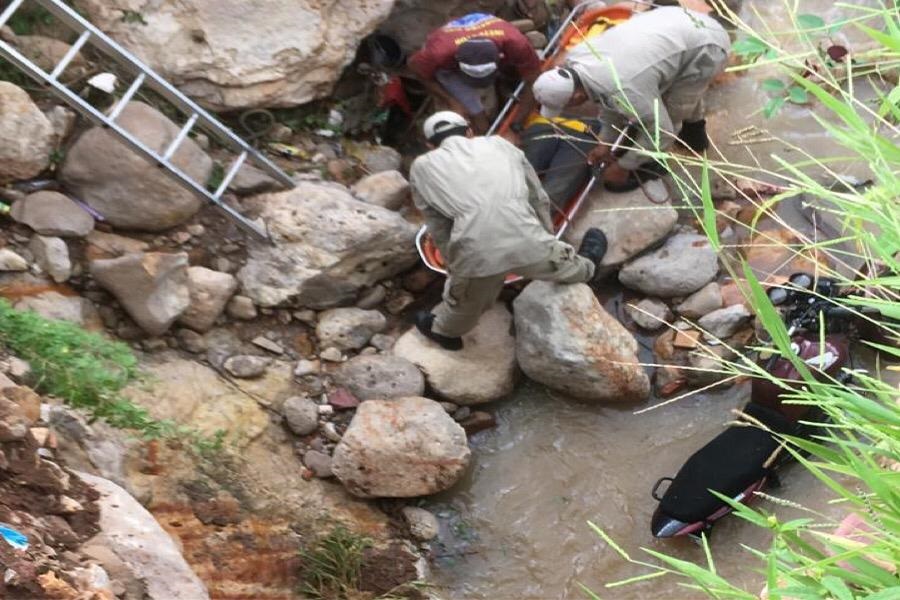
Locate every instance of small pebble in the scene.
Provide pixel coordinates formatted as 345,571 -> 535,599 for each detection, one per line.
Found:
322,422 -> 342,442
320,347 -> 343,362
252,335 -> 284,355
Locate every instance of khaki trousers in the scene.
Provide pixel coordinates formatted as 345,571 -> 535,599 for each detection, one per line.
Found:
432,241 -> 595,337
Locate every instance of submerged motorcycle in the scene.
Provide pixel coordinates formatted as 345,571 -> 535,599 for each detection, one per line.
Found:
650,273 -> 863,539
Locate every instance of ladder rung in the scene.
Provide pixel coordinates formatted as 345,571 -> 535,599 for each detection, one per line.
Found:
49,29 -> 90,81
214,152 -> 247,199
108,72 -> 145,122
0,0 -> 26,31
162,113 -> 198,162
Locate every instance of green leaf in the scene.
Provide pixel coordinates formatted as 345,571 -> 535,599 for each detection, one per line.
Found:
788,86 -> 810,104
762,78 -> 786,93
797,14 -> 826,30
733,36 -> 767,56
763,96 -> 787,118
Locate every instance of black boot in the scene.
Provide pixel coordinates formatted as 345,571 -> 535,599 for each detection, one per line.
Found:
414,312 -> 463,351
577,227 -> 608,265
677,119 -> 709,153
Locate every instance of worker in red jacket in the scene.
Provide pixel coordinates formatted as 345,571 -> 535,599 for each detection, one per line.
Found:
408,13 -> 541,134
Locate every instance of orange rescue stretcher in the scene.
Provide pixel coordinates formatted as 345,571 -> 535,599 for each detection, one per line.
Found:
415,2 -> 633,284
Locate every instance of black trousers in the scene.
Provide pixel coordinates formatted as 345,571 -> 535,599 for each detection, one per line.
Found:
522,120 -> 599,213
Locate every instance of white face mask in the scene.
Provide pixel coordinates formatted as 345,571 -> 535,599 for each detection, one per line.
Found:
458,61 -> 498,79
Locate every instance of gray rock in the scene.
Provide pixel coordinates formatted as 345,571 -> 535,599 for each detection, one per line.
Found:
293,359 -> 320,377
175,328 -> 207,354
625,298 -> 673,331
45,105 -> 77,144
393,303 -> 517,405
401,506 -> 440,542
0,82 -> 54,181
29,235 -> 71,282
14,292 -> 98,326
59,102 -> 211,231
232,163 -> 280,195
358,144 -> 402,174
320,347 -> 343,362
675,282 -> 723,319
85,230 -> 149,259
0,248 -> 28,271
514,282 -> 650,402
356,285 -> 387,309
223,355 -> 271,378
90,252 -> 190,336
332,397 -> 470,498
351,170 -> 409,210
76,472 -> 210,600
316,307 -> 387,351
178,267 -> 238,332
564,187 -> 678,270
251,335 -> 284,355
226,295 -> 257,320
697,304 -> 752,339
303,450 -> 333,478
333,355 -> 425,400
619,233 -> 719,297
369,333 -> 395,351
11,191 -> 94,237
283,396 -> 319,436
237,182 -> 417,308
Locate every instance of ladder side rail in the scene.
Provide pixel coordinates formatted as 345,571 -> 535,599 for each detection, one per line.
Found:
32,0 -> 294,188
0,39 -> 270,241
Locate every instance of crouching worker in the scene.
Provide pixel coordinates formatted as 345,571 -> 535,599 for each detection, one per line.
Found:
410,111 -> 608,351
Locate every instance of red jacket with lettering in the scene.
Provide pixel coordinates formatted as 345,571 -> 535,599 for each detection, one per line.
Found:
408,13 -> 540,81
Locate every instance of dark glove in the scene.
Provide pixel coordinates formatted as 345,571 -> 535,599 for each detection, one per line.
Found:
678,119 -> 709,153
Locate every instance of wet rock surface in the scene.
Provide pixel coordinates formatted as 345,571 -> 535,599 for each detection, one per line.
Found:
514,282 -> 650,402
332,397 -> 471,498
394,303 -> 518,405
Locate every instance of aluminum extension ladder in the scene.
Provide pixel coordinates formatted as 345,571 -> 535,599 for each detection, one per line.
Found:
0,0 -> 294,242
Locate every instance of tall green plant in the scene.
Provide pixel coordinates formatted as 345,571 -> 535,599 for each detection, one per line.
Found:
583,1 -> 899,597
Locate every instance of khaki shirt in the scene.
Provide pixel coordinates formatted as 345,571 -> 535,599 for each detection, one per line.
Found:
564,6 -> 730,167
410,135 -> 556,278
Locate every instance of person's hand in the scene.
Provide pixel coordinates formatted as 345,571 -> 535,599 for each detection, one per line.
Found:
587,143 -> 612,166
602,162 -> 631,186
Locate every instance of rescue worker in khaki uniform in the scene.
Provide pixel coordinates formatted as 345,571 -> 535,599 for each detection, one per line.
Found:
532,5 -> 730,192
411,111 -> 608,351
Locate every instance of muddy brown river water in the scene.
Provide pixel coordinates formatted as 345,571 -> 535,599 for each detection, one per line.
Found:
428,1 -> 887,598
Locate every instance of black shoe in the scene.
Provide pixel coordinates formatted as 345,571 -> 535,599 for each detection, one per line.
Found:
577,227 -> 608,265
677,119 -> 709,153
414,312 -> 463,351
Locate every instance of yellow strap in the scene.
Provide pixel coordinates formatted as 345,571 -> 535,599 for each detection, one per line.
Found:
524,115 -> 591,134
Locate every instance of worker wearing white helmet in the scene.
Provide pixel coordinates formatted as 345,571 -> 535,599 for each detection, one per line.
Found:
533,5 -> 730,192
409,111 -> 607,350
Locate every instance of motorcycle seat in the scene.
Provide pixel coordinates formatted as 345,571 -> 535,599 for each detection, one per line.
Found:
660,402 -> 795,524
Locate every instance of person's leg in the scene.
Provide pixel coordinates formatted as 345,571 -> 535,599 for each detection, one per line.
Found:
516,240 -> 596,284
542,126 -> 595,209
432,273 -> 507,338
665,44 -> 729,151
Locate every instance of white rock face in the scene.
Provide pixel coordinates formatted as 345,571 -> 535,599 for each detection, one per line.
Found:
77,472 -> 210,600
90,252 -> 190,336
332,397 -> 471,498
393,303 -> 518,405
237,182 -> 418,308
697,304 -> 752,339
72,0 -> 396,110
514,282 -> 650,402
11,191 -> 94,237
178,267 -> 238,332
316,307 -> 387,351
0,248 -> 28,271
59,102 -> 211,231
0,82 -> 54,182
618,233 -> 719,297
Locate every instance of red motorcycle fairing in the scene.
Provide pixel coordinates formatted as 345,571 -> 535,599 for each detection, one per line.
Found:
751,334 -> 850,422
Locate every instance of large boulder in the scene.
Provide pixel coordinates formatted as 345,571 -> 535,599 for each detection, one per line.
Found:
332,397 -> 470,498
619,233 -> 719,298
316,307 -> 387,351
333,354 -> 425,400
59,102 -> 212,231
0,82 -> 54,182
350,170 -> 409,210
564,187 -> 678,270
513,282 -> 650,402
237,182 -> 418,308
178,267 -> 238,332
90,252 -> 190,336
77,472 -> 210,600
72,0 -> 395,110
11,191 -> 94,237
393,303 -> 517,405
